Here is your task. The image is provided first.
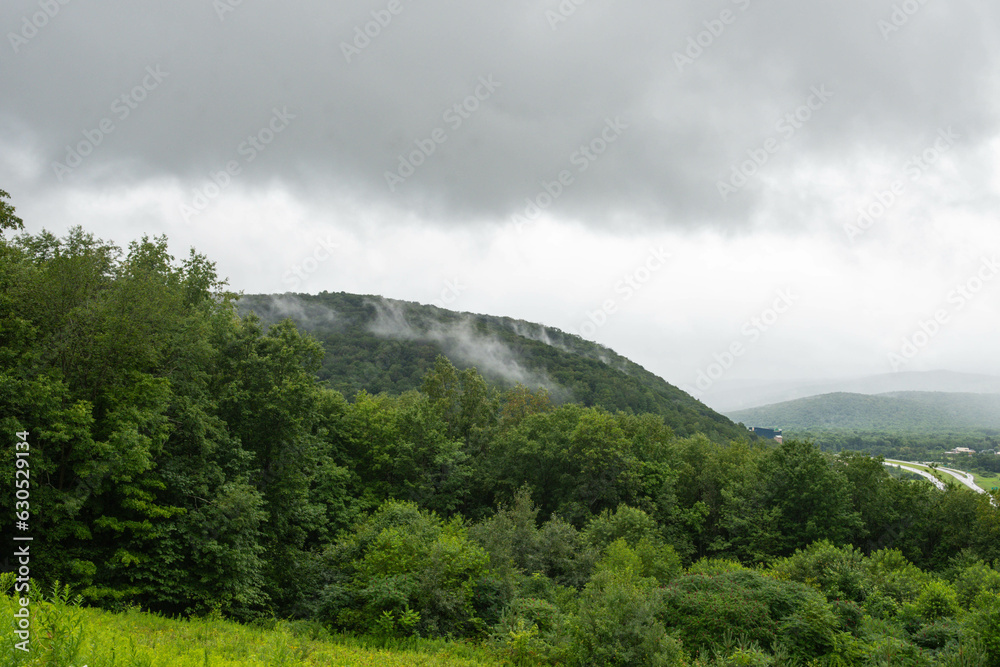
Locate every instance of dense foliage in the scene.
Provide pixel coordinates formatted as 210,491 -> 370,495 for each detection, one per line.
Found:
3,215 -> 1000,665
237,292 -> 748,442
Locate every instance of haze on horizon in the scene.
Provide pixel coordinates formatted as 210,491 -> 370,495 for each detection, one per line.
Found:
2,0 -> 999,399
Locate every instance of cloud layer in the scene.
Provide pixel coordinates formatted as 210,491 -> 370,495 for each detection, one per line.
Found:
3,0 -> 999,407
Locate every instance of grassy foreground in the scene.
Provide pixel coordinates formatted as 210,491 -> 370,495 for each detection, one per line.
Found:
1,593 -> 503,667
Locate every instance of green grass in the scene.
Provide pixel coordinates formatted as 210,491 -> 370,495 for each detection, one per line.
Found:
1,594 -> 504,667
970,470 -> 1000,492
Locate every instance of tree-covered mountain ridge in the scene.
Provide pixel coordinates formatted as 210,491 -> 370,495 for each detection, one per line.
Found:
237,291 -> 748,442
727,390 -> 1000,433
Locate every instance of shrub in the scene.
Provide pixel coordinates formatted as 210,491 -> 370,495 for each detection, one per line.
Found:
491,596 -> 571,666
910,618 -> 961,650
865,634 -> 934,667
686,557 -> 746,577
829,598 -> 864,635
768,540 -> 865,603
584,504 -> 662,550
715,646 -> 774,666
571,567 -> 685,667
913,579 -> 961,622
659,569 -> 821,655
778,595 -> 838,661
323,500 -> 491,638
595,538 -> 681,586
536,514 -> 597,589
965,592 -> 1000,664
863,548 -> 929,605
469,491 -> 596,590
862,588 -> 902,621
951,560 -> 1000,609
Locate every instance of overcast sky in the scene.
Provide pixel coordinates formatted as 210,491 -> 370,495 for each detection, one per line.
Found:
3,0 -> 1000,408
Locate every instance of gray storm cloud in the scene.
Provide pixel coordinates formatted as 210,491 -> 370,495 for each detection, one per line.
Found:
2,0 -> 998,230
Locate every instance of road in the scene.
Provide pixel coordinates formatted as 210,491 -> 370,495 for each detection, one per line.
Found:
883,459 -> 997,507
883,461 -> 946,490
937,466 -> 987,494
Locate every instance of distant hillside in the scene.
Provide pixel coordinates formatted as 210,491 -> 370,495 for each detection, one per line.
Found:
238,291 -> 749,442
704,371 -> 1000,412
727,391 -> 1000,433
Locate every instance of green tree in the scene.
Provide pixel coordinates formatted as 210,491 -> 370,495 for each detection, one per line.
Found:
0,189 -> 23,234
342,390 -> 470,514
722,440 -> 861,561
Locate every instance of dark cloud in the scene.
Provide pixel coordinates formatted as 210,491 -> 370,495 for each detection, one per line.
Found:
3,0 -> 997,230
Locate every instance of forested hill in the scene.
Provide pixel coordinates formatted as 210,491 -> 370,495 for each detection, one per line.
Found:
237,291 -> 747,441
728,391 -> 1000,433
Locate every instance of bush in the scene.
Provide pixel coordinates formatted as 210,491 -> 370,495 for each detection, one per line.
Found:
865,634 -> 934,667
584,507 -> 681,586
536,515 -> 597,589
469,491 -> 596,590
951,560 -> 1000,609
768,540 -> 865,603
778,594 -> 838,661
659,569 -> 821,655
491,596 -> 571,666
571,567 -> 685,667
686,557 -> 746,577
584,504 -> 662,550
829,598 -> 864,635
862,588 -> 902,621
965,592 -> 1000,664
913,579 -> 961,622
634,538 -> 682,585
715,646 -> 774,666
323,500 -> 491,638
910,618 -> 961,650
863,548 -> 929,605
595,538 -> 681,586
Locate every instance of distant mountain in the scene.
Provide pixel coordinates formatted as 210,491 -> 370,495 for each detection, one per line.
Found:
727,391 -> 1000,433
238,291 -> 749,442
703,371 -> 1000,412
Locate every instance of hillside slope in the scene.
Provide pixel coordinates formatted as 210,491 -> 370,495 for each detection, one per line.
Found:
705,370 -> 1000,412
237,291 -> 748,441
727,391 -> 1000,433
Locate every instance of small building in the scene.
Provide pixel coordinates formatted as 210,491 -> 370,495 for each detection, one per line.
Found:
945,447 -> 976,455
750,426 -> 782,441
